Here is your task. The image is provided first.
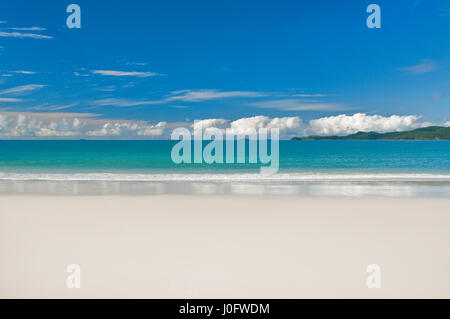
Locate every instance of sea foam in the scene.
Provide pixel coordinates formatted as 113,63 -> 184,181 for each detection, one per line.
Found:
0,172 -> 449,182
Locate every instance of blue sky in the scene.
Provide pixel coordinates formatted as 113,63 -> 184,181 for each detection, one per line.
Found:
0,0 -> 449,138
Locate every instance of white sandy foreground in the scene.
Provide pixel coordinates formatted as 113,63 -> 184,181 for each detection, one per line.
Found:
0,195 -> 449,298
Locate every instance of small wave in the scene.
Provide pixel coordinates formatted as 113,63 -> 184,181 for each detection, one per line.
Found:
0,172 -> 450,182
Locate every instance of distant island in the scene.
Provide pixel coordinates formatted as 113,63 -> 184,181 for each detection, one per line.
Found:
292,126 -> 450,140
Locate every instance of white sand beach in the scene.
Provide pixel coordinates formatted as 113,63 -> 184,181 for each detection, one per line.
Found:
1,195 -> 449,298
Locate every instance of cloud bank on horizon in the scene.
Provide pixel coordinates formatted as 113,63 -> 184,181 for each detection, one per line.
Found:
0,112 -> 167,138
0,112 -> 434,139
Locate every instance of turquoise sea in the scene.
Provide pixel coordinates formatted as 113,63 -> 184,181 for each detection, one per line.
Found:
0,140 -> 449,196
0,140 -> 449,174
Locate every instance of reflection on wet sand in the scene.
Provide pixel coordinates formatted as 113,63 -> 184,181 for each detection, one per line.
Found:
0,180 -> 449,197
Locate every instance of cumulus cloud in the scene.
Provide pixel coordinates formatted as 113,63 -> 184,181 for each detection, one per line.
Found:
307,113 -> 426,136
192,119 -> 229,131
0,113 -> 79,137
87,121 -> 166,137
189,113 -> 431,138
0,112 -> 436,139
229,116 -> 302,136
0,112 -> 167,138
191,116 -> 303,138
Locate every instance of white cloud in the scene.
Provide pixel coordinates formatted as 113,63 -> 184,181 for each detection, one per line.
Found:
93,85 -> 116,92
74,71 -> 90,77
292,94 -> 327,97
166,89 -> 266,102
87,121 -> 166,137
0,113 -> 84,137
0,114 -> 300,139
29,103 -> 78,111
9,70 -> 36,74
0,97 -> 22,102
93,89 -> 266,107
0,112 -> 437,139
192,119 -> 229,135
229,116 -> 302,136
0,31 -> 52,39
0,84 -> 46,96
126,62 -> 147,66
0,112 -> 167,138
10,27 -> 46,31
249,99 -> 346,111
93,98 -> 155,107
307,113 -> 426,136
398,61 -> 437,74
191,116 -> 303,138
91,70 -> 158,77
445,121 -> 450,127
190,113 -> 432,138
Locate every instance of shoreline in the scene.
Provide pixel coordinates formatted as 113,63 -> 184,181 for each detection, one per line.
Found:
1,171 -> 450,182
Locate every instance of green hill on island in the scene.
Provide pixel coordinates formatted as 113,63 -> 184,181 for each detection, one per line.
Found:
292,126 -> 450,140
